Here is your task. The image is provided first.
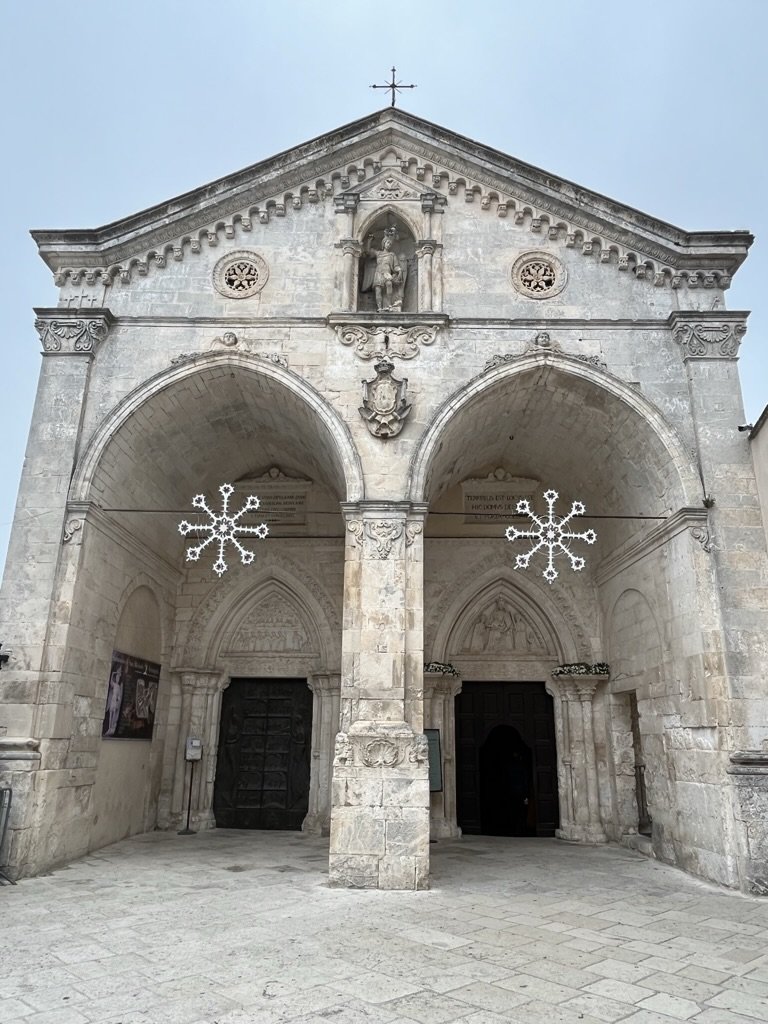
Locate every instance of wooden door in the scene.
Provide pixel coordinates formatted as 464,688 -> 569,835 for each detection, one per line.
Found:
213,678 -> 312,830
456,681 -> 559,836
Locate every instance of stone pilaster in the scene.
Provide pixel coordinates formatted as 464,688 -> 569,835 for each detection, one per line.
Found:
329,502 -> 430,890
554,674 -> 608,844
424,671 -> 462,839
303,672 -> 341,835
672,311 -> 768,890
170,670 -> 227,830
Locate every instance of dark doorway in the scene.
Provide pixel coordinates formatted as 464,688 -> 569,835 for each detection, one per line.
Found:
213,678 -> 312,830
456,681 -> 559,836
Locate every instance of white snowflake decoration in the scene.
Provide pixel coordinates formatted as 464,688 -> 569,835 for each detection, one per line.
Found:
178,483 -> 268,577
505,489 -> 596,584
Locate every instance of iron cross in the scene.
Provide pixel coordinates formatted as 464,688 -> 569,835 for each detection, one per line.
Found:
371,66 -> 416,108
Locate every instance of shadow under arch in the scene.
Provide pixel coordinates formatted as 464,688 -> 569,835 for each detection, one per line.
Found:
407,352 -> 702,512
70,351 -> 365,505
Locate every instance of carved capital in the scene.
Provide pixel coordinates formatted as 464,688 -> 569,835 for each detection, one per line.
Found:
34,309 -> 113,355
338,238 -> 362,257
672,317 -> 748,360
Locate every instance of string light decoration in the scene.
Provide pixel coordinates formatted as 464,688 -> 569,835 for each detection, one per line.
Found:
178,483 -> 268,577
505,489 -> 597,584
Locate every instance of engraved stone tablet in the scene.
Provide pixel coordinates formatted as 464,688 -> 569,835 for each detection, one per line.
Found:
461,470 -> 539,523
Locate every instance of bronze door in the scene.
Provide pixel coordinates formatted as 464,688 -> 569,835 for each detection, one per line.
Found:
213,678 -> 312,830
456,681 -> 559,837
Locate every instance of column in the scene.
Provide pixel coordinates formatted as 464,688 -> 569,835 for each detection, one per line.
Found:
424,671 -> 462,839
303,672 -> 341,835
338,239 -> 362,312
329,502 -> 430,890
171,669 -> 227,830
0,309 -> 112,879
555,674 -> 607,843
416,241 -> 435,312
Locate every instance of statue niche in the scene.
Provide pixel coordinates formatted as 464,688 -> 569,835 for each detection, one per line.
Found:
358,216 -> 417,313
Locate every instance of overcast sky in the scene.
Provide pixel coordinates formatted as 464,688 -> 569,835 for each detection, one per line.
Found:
1,0 -> 766,575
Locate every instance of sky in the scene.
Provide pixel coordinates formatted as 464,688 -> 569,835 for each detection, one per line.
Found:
0,0 -> 766,576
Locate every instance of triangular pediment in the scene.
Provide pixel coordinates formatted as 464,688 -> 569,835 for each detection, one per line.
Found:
34,107 -> 751,290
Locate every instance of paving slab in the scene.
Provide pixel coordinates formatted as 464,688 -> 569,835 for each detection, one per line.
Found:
2,832 -> 768,1024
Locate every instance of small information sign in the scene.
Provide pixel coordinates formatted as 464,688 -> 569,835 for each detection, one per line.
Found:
425,729 -> 443,792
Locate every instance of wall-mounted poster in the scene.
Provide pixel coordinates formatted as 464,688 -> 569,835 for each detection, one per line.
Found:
102,651 -> 160,739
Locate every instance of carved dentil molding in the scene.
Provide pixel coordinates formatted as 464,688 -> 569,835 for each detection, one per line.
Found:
50,145 -> 731,293
673,321 -> 746,360
34,312 -> 111,354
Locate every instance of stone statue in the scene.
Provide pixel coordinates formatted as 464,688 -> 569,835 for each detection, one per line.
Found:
362,228 -> 407,312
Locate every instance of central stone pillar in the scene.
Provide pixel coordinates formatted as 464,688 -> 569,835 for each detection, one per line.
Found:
328,502 -> 430,890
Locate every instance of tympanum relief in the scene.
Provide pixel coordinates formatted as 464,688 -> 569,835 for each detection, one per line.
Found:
457,598 -> 548,656
222,593 -> 318,656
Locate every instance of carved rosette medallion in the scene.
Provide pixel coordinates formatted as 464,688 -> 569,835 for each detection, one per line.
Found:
335,324 -> 437,360
511,251 -> 567,299
673,321 -> 746,359
359,358 -> 411,438
35,315 -> 110,354
212,250 -> 269,298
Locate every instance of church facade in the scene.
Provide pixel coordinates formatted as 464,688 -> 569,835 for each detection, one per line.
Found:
1,109 -> 767,892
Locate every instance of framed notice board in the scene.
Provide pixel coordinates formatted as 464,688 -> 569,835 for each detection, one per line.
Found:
425,729 -> 443,792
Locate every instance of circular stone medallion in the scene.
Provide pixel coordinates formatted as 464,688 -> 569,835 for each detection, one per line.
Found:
213,250 -> 269,299
511,250 -> 566,299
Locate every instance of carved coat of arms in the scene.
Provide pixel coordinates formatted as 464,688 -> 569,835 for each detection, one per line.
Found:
359,358 -> 411,438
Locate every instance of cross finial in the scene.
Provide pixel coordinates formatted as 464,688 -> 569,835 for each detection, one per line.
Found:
371,66 -> 416,108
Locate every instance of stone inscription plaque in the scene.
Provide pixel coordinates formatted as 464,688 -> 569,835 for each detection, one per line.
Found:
461,472 -> 539,524
235,472 -> 311,525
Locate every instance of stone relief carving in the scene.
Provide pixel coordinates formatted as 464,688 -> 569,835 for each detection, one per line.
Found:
369,176 -> 420,201
690,524 -> 713,553
360,739 -> 401,768
179,550 -> 340,666
359,358 -> 411,438
35,315 -> 110,354
405,522 -> 423,547
62,518 -> 84,544
222,592 -> 317,655
673,321 -> 746,359
511,251 -> 567,299
333,732 -> 353,767
210,332 -> 288,366
212,250 -> 269,299
459,597 -> 548,655
366,521 -> 405,559
335,324 -> 437,360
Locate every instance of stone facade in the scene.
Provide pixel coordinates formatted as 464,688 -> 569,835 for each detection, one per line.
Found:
1,108 -> 766,892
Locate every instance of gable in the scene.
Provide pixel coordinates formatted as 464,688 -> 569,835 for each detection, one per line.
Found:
33,108 -> 751,294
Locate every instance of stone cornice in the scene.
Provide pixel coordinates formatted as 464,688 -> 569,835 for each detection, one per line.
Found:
32,110 -> 750,293
595,507 -> 710,585
34,307 -> 115,355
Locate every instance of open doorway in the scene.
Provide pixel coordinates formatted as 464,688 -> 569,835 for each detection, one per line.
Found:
456,681 -> 559,836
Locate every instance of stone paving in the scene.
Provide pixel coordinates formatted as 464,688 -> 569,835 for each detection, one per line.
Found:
2,832 -> 768,1024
